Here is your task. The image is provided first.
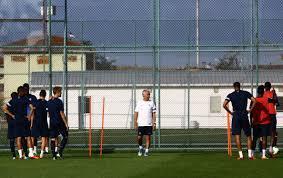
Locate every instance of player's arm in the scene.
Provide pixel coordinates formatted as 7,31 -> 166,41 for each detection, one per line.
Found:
60,111 -> 68,129
223,99 -> 233,115
27,104 -> 34,121
2,104 -> 15,119
248,97 -> 257,112
134,112 -> 138,130
30,106 -> 36,128
152,112 -> 156,131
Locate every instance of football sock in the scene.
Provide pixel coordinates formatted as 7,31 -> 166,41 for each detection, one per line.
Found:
248,149 -> 252,158
51,140 -> 56,158
269,146 -> 273,153
28,148 -> 34,157
262,149 -> 266,157
18,149 -> 23,158
239,151 -> 243,158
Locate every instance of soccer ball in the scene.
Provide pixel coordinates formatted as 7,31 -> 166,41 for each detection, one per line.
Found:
273,146 -> 280,155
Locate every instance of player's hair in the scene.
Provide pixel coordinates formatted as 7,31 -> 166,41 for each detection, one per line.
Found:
23,83 -> 29,89
53,86 -> 62,95
233,82 -> 240,89
264,82 -> 271,90
17,86 -> 25,96
257,85 -> 265,96
40,90 -> 47,97
10,92 -> 17,99
142,89 -> 150,95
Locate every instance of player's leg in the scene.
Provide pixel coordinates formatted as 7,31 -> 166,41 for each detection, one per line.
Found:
26,136 -> 37,158
45,137 -> 49,153
50,137 -> 57,159
58,126 -> 68,158
261,136 -> 268,159
21,137 -> 28,158
40,137 -> 47,158
50,124 -> 59,159
231,115 -> 243,159
7,121 -> 16,159
270,115 -> 278,154
242,114 -> 253,159
9,138 -> 16,159
16,137 -> 23,159
137,127 -> 144,156
144,135 -> 151,156
144,126 -> 153,156
33,137 -> 38,154
251,125 -> 260,157
261,124 -> 271,159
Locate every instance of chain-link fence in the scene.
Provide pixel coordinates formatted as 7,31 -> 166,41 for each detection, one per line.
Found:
0,0 -> 282,152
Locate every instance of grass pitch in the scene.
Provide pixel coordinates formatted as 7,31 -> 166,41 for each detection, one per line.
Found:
0,151 -> 281,178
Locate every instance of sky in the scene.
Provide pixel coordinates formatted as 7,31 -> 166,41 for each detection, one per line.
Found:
0,0 -> 282,66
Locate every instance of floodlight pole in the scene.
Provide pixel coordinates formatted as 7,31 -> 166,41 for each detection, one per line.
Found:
63,0 -> 69,119
196,0 -> 200,68
48,0 -> 52,96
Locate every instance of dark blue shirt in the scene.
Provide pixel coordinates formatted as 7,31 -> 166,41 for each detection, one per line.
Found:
226,90 -> 253,111
34,99 -> 48,127
26,94 -> 37,115
47,98 -> 64,124
6,99 -> 15,123
8,96 -> 31,122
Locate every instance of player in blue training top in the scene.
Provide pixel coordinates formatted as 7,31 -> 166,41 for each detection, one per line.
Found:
23,83 -> 38,155
2,92 -> 18,159
47,86 -> 68,160
5,86 -> 35,159
223,82 -> 257,160
31,90 -> 49,159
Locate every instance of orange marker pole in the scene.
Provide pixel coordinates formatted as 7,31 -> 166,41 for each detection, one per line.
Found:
89,96 -> 92,158
227,111 -> 232,157
100,97 -> 105,159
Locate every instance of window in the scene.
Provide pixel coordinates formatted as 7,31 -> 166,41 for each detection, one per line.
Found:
68,56 -> 77,62
78,96 -> 91,114
277,96 -> 283,112
210,96 -> 221,113
11,56 -> 26,62
37,56 -> 49,64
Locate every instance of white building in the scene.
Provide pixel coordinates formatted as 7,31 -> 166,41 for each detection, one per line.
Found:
30,70 -> 283,129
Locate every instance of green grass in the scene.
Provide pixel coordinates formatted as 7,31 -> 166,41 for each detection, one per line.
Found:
0,151 -> 282,178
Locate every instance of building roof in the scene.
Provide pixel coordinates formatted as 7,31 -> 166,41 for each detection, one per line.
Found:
3,36 -> 81,54
30,70 -> 283,87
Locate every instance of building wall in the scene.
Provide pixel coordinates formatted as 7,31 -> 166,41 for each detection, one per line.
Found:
3,53 -> 85,99
31,87 -> 283,129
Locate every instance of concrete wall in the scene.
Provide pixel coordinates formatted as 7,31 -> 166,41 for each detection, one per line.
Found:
31,87 -> 283,129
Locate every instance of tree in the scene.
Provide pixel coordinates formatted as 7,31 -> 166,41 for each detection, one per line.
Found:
95,54 -> 117,70
80,40 -> 117,70
215,52 -> 241,70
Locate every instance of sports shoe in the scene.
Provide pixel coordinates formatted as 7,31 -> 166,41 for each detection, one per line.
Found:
248,156 -> 256,160
144,152 -> 149,157
261,156 -> 269,160
138,150 -> 142,157
30,155 -> 40,159
52,157 -> 57,160
12,157 -> 16,160
237,157 -> 244,160
40,153 -> 44,159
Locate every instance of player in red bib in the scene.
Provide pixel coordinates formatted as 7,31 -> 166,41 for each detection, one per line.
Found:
263,82 -> 279,155
251,85 -> 271,159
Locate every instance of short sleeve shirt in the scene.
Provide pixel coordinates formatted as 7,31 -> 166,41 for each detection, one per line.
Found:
47,98 -> 64,124
225,90 -> 253,111
135,100 -> 156,126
